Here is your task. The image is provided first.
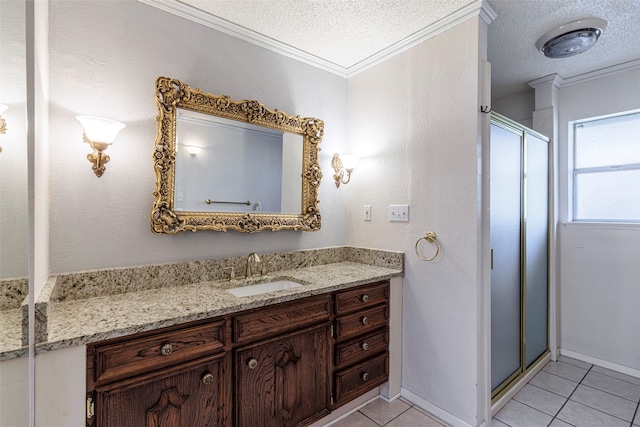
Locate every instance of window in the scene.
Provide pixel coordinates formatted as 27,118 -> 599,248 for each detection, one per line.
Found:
572,110 -> 640,222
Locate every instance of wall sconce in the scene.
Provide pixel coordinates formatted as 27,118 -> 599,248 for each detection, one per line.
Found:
332,153 -> 359,188
186,145 -> 201,157
0,104 -> 8,153
76,116 -> 125,177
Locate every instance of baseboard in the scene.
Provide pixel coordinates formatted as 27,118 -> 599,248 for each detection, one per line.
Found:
560,348 -> 640,379
379,391 -> 401,403
400,388 -> 483,427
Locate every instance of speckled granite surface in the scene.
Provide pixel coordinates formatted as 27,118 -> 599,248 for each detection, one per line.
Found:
36,261 -> 402,354
1,278 -> 28,310
0,246 -> 403,359
0,308 -> 26,360
0,278 -> 29,358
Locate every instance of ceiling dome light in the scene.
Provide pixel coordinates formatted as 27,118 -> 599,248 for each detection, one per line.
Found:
536,18 -> 607,59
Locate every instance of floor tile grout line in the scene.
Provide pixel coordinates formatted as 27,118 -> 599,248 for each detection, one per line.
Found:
578,382 -> 640,404
546,364 -> 592,426
632,400 -> 640,427
588,365 -> 640,387
359,403 -> 413,427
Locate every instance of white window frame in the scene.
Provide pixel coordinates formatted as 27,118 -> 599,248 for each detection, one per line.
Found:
571,109 -> 640,224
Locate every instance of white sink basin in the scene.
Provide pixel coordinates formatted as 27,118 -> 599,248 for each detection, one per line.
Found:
226,280 -> 303,297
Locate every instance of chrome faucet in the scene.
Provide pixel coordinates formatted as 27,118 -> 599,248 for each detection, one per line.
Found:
245,253 -> 261,279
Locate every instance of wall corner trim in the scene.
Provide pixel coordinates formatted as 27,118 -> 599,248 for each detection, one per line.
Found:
138,0 -> 490,79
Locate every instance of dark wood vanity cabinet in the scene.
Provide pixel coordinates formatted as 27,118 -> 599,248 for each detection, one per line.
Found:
234,324 -> 331,426
333,281 -> 390,407
86,319 -> 230,427
94,353 -> 228,427
86,281 -> 390,427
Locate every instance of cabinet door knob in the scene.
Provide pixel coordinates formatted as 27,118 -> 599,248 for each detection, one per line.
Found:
361,317 -> 368,325
160,343 -> 173,356
361,342 -> 369,350
361,294 -> 369,302
202,372 -> 214,385
361,372 -> 369,381
247,358 -> 258,369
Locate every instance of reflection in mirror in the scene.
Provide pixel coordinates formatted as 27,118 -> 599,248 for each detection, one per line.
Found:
0,0 -> 30,425
152,77 -> 324,234
0,0 -> 29,354
174,110 -> 303,214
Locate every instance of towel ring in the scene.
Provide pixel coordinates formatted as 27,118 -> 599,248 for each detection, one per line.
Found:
415,231 -> 441,262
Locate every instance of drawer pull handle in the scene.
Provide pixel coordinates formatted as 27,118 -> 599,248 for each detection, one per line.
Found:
160,343 -> 173,356
247,358 -> 258,369
361,294 -> 370,302
361,372 -> 369,381
361,342 -> 369,350
361,317 -> 368,325
202,372 -> 214,385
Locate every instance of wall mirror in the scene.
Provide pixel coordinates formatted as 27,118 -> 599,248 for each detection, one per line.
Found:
0,0 -> 29,356
152,77 -> 324,234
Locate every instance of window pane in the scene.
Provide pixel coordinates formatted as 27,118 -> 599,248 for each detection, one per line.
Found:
575,112 -> 640,168
575,169 -> 640,221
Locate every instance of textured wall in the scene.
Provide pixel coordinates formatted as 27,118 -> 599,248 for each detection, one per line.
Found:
47,0 -> 348,274
558,68 -> 640,372
346,17 -> 485,426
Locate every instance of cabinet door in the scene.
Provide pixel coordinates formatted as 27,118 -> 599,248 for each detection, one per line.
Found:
235,323 -> 331,427
95,353 -> 228,427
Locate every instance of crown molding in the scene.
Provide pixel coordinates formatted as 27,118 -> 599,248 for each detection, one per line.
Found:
139,0 -> 490,79
560,58 -> 640,87
528,74 -> 564,89
347,0 -> 493,77
528,58 -> 640,90
138,0 -> 349,77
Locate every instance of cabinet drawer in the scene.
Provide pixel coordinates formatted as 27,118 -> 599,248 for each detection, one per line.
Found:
334,281 -> 389,315
92,321 -> 225,385
335,304 -> 388,342
233,294 -> 331,344
335,328 -> 388,369
334,352 -> 388,407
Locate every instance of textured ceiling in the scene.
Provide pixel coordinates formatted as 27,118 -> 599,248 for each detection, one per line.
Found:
488,0 -> 640,98
168,0 -> 640,99
179,0 -> 473,68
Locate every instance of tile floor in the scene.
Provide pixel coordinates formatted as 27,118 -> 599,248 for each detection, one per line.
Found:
331,356 -> 640,427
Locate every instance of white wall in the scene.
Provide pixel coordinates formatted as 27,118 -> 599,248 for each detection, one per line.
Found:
557,67 -> 640,372
347,17 -> 486,426
492,89 -> 534,128
0,357 -> 29,426
47,0 -> 348,274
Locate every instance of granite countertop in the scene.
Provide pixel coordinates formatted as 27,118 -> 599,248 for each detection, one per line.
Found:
37,260 -> 402,354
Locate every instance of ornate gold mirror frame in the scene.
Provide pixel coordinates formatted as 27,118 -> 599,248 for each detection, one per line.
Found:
151,77 -> 323,234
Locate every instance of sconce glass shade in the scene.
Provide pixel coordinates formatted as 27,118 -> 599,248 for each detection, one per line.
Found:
186,145 -> 201,156
339,154 -> 360,172
332,153 -> 359,188
0,104 -> 8,114
76,116 -> 125,144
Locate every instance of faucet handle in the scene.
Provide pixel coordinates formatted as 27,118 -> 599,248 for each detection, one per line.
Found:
260,262 -> 267,276
223,266 -> 236,283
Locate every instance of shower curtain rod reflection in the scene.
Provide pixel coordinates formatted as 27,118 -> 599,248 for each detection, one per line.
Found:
204,199 -> 251,206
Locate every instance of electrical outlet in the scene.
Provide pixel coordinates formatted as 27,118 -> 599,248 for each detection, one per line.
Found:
389,204 -> 409,222
177,192 -> 184,202
364,205 -> 371,221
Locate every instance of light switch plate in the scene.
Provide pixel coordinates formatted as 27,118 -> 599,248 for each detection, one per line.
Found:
389,205 -> 409,222
364,205 -> 371,221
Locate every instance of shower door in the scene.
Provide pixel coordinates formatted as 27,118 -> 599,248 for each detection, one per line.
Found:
490,113 -> 549,399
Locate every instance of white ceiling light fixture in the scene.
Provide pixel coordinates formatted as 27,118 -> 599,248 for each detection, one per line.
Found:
536,18 -> 607,59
